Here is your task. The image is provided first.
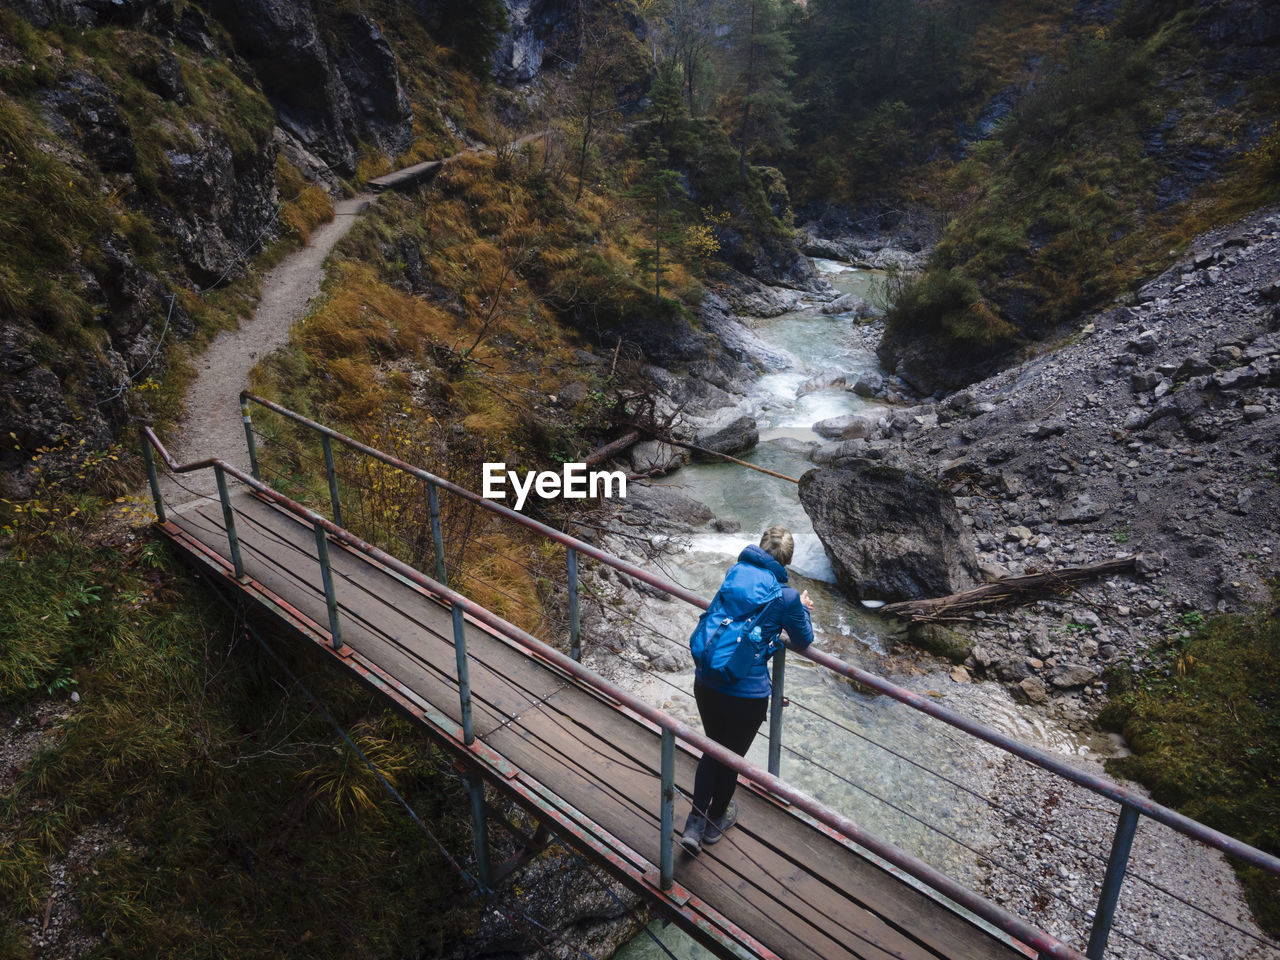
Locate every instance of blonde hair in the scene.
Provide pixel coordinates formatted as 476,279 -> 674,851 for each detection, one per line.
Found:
759,526 -> 794,566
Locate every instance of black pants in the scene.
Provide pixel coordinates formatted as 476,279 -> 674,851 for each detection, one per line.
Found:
692,682 -> 769,820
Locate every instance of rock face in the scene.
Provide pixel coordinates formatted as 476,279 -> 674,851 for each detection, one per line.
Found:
0,0 -> 428,495
491,0 -> 575,84
798,462 -> 983,602
206,0 -> 411,175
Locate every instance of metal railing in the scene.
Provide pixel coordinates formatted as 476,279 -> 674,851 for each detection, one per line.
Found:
146,396 -> 1280,960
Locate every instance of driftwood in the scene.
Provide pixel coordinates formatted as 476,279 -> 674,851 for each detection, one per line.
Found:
878,556 -> 1137,621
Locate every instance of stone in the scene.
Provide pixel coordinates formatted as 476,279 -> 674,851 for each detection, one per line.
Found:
628,440 -> 688,474
691,413 -> 759,458
811,438 -> 871,465
813,413 -> 878,440
1131,370 -> 1163,392
1243,404 -> 1267,422
799,462 -> 984,602
851,372 -> 885,397
621,484 -> 713,531
1049,663 -> 1099,688
1057,493 -> 1105,524
1127,330 -> 1160,354
206,0 -> 411,174
819,292 -> 876,318
949,665 -> 972,684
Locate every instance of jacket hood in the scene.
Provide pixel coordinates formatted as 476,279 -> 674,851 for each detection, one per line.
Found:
738,544 -> 788,584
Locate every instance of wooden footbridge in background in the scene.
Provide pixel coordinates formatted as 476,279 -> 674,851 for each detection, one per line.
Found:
139,394 -> 1280,960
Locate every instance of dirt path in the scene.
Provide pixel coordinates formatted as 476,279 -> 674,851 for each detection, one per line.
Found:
160,194 -> 372,505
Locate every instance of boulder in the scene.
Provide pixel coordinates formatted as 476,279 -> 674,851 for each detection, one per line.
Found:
813,413 -> 878,440
851,372 -> 885,397
628,440 -> 687,475
1048,663 -> 1099,689
618,484 -> 713,532
1018,677 -> 1049,704
819,293 -> 876,318
798,462 -> 983,602
812,439 -> 868,465
691,413 -> 759,458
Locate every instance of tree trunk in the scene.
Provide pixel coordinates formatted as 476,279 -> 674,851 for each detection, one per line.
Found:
738,0 -> 758,180
877,557 -> 1138,621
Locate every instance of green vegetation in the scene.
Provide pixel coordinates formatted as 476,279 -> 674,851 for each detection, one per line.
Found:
0,504 -> 488,958
1101,586 -> 1280,936
787,0 -> 1280,371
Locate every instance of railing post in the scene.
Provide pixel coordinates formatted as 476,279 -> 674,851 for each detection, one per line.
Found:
567,547 -> 581,661
1087,803 -> 1141,959
313,524 -> 343,649
466,768 -> 492,891
451,603 -> 474,744
768,647 -> 786,777
140,434 -> 166,524
321,434 -> 343,526
427,481 -> 448,585
660,726 -> 675,891
214,465 -> 244,579
240,397 -> 260,481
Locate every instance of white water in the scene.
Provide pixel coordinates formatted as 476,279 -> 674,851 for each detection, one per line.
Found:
612,262 -> 1109,959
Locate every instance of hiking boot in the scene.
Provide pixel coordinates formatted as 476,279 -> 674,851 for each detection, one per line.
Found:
679,813 -> 707,855
702,801 -> 737,845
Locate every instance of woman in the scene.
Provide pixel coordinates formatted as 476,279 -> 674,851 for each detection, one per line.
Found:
681,525 -> 814,854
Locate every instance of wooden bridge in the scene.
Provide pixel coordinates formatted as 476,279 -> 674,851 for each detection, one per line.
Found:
139,394 -> 1280,960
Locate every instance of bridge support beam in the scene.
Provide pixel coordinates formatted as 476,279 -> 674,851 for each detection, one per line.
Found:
214,466 -> 244,579
240,398 -> 260,481
141,434 -> 166,524
313,524 -> 343,649
427,481 -> 447,584
321,435 -> 343,527
660,727 -> 675,891
768,649 -> 786,777
451,603 -> 475,744
467,769 -> 493,891
1087,802 -> 1139,959
568,547 -> 581,661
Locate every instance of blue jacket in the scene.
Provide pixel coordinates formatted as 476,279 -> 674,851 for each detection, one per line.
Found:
694,545 -> 814,698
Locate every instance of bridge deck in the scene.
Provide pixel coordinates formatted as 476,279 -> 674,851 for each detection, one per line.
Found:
161,488 -> 1027,960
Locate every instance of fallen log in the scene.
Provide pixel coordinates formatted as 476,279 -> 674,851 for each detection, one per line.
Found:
583,430 -> 641,468
878,556 -> 1137,621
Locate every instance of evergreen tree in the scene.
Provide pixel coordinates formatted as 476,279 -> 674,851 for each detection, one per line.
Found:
731,0 -> 797,178
632,156 -> 687,302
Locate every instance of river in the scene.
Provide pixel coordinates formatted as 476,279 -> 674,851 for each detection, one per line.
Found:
612,259 -> 1116,959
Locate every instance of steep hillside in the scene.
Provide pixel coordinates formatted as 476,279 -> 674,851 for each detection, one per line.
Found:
0,0 -> 504,500
787,0 -> 1280,393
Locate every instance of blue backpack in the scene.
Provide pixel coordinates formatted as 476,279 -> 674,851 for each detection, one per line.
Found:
690,579 -> 782,683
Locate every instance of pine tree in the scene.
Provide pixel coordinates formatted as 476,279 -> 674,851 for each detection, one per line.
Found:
732,0 -> 797,178
631,156 -> 687,302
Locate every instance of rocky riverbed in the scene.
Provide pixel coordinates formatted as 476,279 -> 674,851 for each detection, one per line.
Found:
578,209 -> 1279,959
802,205 -> 1280,732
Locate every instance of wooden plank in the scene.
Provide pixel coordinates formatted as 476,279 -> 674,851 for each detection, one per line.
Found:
488,691 -> 952,960
227,495 -> 569,734
368,159 -> 442,192
164,493 -> 1029,960
169,497 -> 560,736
